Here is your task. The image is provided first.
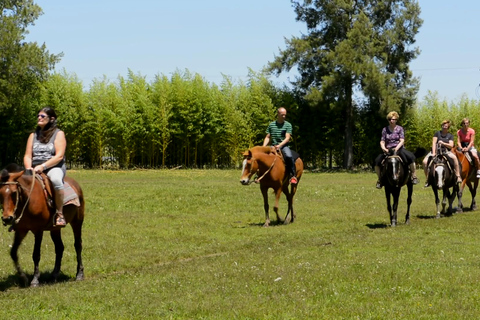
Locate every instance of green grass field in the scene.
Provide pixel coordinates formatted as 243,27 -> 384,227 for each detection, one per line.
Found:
0,169 -> 479,319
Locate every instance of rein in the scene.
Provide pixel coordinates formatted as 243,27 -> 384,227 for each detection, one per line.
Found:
253,153 -> 278,184
0,172 -> 36,227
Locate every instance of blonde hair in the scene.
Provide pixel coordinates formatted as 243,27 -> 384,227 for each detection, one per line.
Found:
441,120 -> 451,128
386,111 -> 399,121
461,118 -> 470,126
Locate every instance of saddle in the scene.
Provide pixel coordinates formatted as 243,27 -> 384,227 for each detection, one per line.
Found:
35,173 -> 81,208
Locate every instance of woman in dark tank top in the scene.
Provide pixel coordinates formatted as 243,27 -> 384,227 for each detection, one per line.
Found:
23,107 -> 67,227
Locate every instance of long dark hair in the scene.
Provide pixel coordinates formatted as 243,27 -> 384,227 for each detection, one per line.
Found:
35,107 -> 59,143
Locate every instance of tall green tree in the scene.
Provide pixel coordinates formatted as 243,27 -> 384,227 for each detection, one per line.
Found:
267,0 -> 422,169
0,0 -> 61,166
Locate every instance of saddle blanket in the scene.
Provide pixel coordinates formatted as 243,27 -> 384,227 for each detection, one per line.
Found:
64,182 -> 80,206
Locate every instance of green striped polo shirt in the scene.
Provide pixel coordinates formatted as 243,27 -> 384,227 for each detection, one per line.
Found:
266,120 -> 293,145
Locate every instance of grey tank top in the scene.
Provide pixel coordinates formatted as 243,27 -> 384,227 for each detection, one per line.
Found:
32,129 -> 66,171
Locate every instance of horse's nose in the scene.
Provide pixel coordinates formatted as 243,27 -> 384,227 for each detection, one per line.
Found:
240,179 -> 249,185
2,216 -> 13,226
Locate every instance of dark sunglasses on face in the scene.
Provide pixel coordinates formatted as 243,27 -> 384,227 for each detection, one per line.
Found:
37,114 -> 47,119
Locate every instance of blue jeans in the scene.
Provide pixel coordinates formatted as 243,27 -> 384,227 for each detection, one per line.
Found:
281,146 -> 296,177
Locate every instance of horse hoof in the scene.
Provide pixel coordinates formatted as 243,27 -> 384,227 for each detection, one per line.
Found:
30,280 -> 39,288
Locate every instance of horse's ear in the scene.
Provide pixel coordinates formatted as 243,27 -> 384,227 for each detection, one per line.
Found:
9,171 -> 24,182
242,150 -> 250,158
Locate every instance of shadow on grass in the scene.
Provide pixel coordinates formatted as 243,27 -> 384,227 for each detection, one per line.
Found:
365,223 -> 389,229
0,272 -> 72,291
247,220 -> 287,227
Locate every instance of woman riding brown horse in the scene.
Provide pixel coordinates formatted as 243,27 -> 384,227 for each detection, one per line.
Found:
240,146 -> 303,227
0,165 -> 85,287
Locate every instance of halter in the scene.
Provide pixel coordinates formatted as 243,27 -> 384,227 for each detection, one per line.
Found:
0,172 -> 35,227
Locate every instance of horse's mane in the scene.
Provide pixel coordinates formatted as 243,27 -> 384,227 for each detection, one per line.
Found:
250,146 -> 275,155
1,163 -> 24,182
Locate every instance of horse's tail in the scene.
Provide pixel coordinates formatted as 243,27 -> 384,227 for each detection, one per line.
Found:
414,147 -> 427,159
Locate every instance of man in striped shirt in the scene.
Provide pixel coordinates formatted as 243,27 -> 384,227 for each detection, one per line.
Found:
263,107 -> 297,184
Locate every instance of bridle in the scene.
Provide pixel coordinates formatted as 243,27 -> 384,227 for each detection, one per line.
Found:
244,153 -> 278,184
0,172 -> 35,227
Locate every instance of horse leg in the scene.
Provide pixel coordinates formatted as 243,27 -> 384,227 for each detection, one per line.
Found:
10,230 -> 29,287
71,218 -> 84,281
471,180 -> 478,211
283,185 -> 294,224
30,231 -> 45,287
287,183 -> 298,224
441,189 -> 449,216
50,229 -> 64,282
260,186 -> 270,227
384,188 -> 394,226
273,188 -> 283,224
432,187 -> 441,218
457,181 -> 465,213
405,184 -> 412,225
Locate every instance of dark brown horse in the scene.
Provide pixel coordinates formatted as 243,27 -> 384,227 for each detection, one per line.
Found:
240,146 -> 303,227
453,148 -> 479,212
0,165 -> 84,287
381,153 -> 413,226
426,148 -> 459,218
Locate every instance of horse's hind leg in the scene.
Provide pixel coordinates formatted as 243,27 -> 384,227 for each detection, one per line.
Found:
405,184 -> 413,225
11,231 -> 29,287
71,218 -> 84,281
284,185 -> 297,224
50,229 -> 64,282
31,231 -> 45,287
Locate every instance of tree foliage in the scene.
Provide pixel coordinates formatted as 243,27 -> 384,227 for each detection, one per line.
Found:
266,0 -> 423,169
0,0 -> 61,165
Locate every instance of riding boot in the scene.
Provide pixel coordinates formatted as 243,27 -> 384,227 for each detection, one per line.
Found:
53,189 -> 66,227
287,157 -> 297,184
409,163 -> 419,184
374,166 -> 382,189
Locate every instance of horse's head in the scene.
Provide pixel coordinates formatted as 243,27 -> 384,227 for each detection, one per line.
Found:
384,155 -> 406,187
240,149 -> 258,185
0,169 -> 25,226
431,155 -> 453,189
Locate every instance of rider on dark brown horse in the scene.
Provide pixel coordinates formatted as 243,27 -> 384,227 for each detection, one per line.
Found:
23,107 -> 67,227
263,107 -> 297,185
422,119 -> 462,186
374,111 -> 419,189
457,117 -> 480,179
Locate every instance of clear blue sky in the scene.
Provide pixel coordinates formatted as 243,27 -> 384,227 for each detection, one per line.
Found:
26,0 -> 480,102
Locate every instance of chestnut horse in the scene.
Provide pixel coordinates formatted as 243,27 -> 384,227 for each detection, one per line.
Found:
453,148 -> 479,212
240,146 -> 303,227
0,165 -> 84,287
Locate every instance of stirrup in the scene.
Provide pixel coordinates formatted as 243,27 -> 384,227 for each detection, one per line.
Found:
54,211 -> 66,227
412,176 -> 419,185
376,180 -> 382,189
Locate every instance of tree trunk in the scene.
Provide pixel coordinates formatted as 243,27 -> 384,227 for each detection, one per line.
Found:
343,82 -> 354,169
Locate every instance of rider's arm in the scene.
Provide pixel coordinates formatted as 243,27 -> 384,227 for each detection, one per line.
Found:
380,140 -> 388,153
277,133 -> 291,149
262,134 -> 271,147
467,131 -> 475,150
23,133 -> 34,170
394,138 -> 404,153
431,136 -> 438,155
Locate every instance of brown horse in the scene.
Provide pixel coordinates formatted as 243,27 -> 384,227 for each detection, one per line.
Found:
239,146 -> 304,227
0,165 -> 84,287
453,148 -> 479,212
